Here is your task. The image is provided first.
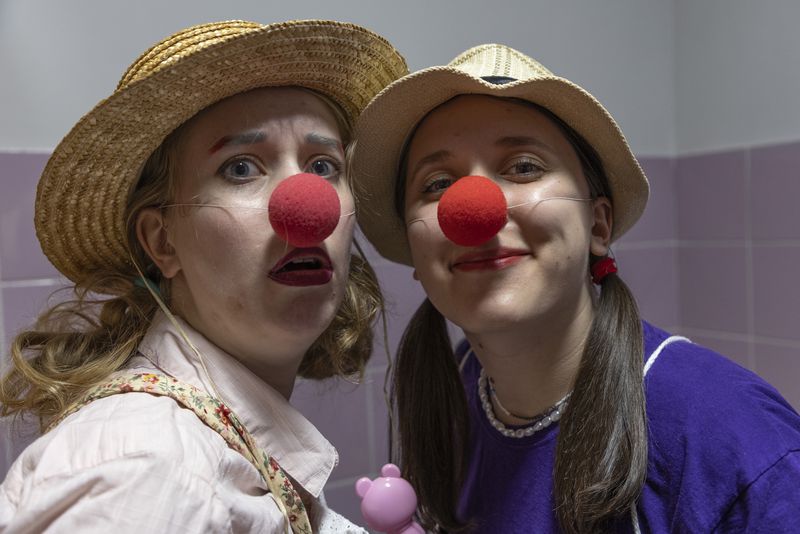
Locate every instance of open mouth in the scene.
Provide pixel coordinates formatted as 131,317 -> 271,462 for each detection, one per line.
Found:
278,257 -> 324,271
269,247 -> 333,286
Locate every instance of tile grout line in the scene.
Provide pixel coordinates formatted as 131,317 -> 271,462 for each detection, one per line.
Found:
670,157 -> 683,331
616,239 -> 800,251
678,326 -> 800,349
0,252 -> 5,369
743,148 -> 756,370
0,277 -> 66,289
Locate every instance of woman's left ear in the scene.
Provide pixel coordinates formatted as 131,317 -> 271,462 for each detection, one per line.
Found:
589,197 -> 613,257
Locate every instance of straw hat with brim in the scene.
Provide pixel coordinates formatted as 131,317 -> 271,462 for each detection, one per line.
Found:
35,20 -> 408,287
352,43 -> 649,266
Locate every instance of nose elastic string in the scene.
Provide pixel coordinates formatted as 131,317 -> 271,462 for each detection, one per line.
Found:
406,175 -> 592,247
161,173 -> 352,247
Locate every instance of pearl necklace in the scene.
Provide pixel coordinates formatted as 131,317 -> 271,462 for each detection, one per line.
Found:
478,369 -> 571,438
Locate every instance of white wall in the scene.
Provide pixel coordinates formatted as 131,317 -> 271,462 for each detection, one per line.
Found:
0,0 -> 676,155
675,0 -> 800,154
6,1 -> 800,156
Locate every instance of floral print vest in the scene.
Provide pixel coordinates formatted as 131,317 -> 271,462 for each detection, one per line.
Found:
48,373 -> 312,534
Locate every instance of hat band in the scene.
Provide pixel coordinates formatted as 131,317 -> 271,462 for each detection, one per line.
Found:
481,76 -> 517,85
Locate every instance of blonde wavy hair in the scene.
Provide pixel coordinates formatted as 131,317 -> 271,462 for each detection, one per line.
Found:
0,89 -> 383,430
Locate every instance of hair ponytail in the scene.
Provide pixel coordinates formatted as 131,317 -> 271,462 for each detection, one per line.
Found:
554,271 -> 646,532
392,298 -> 470,532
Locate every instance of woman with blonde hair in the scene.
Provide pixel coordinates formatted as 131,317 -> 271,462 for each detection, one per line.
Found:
0,20 -> 406,532
351,44 -> 800,532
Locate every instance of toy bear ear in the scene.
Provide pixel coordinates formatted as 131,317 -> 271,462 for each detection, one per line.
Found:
381,463 -> 401,478
355,477 -> 373,498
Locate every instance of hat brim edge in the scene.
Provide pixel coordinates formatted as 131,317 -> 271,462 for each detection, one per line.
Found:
353,68 -> 649,266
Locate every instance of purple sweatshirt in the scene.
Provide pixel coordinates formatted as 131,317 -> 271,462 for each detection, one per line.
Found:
457,322 -> 800,533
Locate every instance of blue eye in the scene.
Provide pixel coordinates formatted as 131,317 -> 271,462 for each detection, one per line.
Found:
308,158 -> 341,179
219,158 -> 262,182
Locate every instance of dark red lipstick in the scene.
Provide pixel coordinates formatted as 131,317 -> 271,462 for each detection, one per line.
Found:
269,247 -> 333,286
452,247 -> 529,272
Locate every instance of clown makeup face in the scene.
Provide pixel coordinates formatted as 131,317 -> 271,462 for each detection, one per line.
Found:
138,87 -> 355,388
403,95 -> 612,336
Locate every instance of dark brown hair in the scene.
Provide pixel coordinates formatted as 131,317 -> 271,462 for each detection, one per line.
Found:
391,97 -> 646,533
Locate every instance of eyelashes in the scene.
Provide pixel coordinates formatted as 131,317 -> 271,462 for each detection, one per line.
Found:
421,175 -> 453,194
418,157 -> 548,196
500,157 -> 546,178
216,155 -> 343,184
307,157 -> 342,180
218,157 -> 263,182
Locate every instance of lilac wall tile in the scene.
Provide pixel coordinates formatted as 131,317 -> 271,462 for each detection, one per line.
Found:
753,246 -> 800,340
675,150 -> 747,240
2,283 -> 68,344
613,246 -> 679,329
0,152 -> 58,281
753,343 -> 800,411
323,483 -> 366,527
685,334 -> 751,370
291,378 -> 371,480
678,246 -> 748,333
368,368 -> 392,467
749,141 -> 800,240
370,262 -> 426,370
621,157 -> 677,243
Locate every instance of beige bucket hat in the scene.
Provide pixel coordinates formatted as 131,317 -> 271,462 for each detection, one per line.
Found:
35,20 -> 408,285
352,44 -> 649,266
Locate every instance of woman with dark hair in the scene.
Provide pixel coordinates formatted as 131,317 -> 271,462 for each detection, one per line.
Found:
351,44 -> 800,533
0,20 -> 406,532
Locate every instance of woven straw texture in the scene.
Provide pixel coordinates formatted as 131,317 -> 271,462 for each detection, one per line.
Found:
352,44 -> 649,266
35,20 -> 408,285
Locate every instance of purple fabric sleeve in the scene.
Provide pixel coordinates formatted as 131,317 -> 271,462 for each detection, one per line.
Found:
456,322 -> 800,533
711,450 -> 800,533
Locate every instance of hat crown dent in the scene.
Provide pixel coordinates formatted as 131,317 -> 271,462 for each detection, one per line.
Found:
118,20 -> 263,90
449,44 -> 554,82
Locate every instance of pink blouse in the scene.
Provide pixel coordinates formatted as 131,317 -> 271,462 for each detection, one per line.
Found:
0,312 -> 365,533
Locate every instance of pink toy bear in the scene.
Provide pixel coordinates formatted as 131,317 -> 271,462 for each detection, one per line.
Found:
355,463 -> 424,533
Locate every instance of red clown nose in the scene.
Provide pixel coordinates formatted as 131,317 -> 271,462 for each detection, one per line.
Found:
437,175 -> 507,247
268,173 -> 341,247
